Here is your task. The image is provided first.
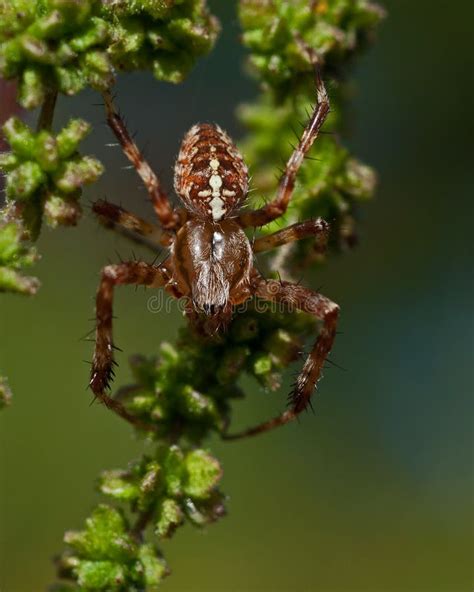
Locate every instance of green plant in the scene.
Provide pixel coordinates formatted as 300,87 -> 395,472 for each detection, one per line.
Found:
0,1 -> 384,589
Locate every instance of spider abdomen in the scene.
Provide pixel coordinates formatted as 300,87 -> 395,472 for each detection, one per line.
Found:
174,123 -> 248,221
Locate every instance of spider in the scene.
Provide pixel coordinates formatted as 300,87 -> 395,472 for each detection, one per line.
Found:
89,69 -> 339,439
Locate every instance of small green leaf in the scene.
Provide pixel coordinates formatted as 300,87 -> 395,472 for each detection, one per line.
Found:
0,266 -> 40,295
18,66 -> 46,108
0,152 -> 20,172
75,560 -> 127,590
64,505 -> 137,563
139,461 -> 161,498
55,64 -> 87,95
44,193 -> 82,228
138,543 -> 168,586
28,10 -> 65,40
69,17 -> 109,52
98,470 -> 140,502
155,498 -> 183,538
19,35 -> 55,64
53,155 -> 103,193
6,161 -> 46,199
3,117 -> 36,158
162,445 -> 184,498
56,119 -> 91,159
253,354 -> 272,376
34,131 -> 60,172
183,450 -> 222,500
178,385 -> 218,421
184,490 -> 226,527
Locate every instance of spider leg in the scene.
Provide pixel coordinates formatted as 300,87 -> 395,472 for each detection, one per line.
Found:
238,68 -> 329,229
222,278 -> 339,440
92,199 -> 167,251
90,261 -> 168,428
252,218 -> 329,254
102,90 -> 180,231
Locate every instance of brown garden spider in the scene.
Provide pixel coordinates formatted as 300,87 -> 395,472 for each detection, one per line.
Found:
89,69 -> 339,439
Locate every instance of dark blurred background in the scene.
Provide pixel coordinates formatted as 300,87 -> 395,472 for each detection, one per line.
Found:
1,1 -> 473,590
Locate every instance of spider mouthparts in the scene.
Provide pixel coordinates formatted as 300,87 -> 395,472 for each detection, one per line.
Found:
203,303 -> 217,316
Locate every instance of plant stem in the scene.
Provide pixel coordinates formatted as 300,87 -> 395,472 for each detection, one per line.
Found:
99,391 -> 158,433
221,409 -> 296,440
131,506 -> 155,543
36,90 -> 58,132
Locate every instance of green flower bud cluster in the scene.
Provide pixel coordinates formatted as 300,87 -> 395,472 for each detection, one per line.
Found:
239,91 -> 376,263
0,0 -> 220,108
55,445 -> 223,590
0,375 -> 13,409
102,0 -> 220,84
239,0 -> 385,87
115,304 -> 316,442
0,220 -> 39,294
0,0 -> 113,108
99,446 -> 224,533
55,505 -> 168,591
238,0 -> 383,267
0,116 -> 103,235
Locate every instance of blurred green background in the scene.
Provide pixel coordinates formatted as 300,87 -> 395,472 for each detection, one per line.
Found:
1,1 -> 473,590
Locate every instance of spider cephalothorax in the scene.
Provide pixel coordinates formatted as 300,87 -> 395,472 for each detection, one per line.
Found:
173,216 -> 253,319
90,70 -> 339,438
